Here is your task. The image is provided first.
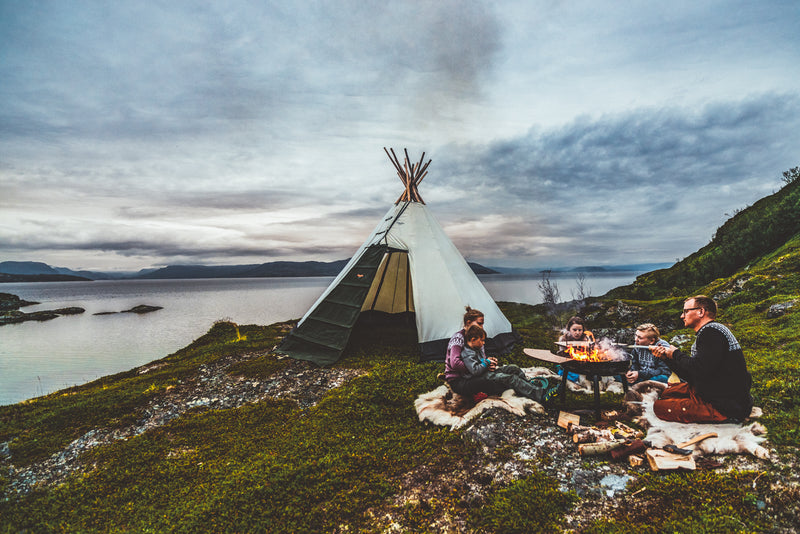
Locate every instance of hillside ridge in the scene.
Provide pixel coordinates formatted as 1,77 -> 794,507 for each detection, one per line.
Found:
608,177 -> 800,300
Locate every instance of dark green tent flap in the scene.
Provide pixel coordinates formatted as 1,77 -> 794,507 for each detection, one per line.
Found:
275,245 -> 388,366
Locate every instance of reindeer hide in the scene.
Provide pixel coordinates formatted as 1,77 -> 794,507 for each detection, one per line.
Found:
624,380 -> 769,459
415,366 -> 625,430
415,372 -> 548,431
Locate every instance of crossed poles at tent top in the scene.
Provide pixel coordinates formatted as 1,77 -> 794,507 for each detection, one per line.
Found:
384,147 -> 431,204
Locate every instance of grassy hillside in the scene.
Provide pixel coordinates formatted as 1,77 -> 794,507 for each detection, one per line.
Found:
609,175 -> 800,300
1,177 -> 798,532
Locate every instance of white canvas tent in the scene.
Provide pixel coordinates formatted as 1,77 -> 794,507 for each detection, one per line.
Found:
275,149 -> 519,366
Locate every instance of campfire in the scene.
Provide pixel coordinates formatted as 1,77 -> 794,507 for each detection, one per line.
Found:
561,339 -> 627,363
554,339 -> 630,392
564,345 -> 607,362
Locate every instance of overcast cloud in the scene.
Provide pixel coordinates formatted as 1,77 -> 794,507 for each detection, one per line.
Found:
1,0 -> 798,271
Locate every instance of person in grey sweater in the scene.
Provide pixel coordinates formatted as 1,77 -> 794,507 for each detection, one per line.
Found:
625,323 -> 672,384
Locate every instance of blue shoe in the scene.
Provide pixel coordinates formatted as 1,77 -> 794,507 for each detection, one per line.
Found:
543,384 -> 560,403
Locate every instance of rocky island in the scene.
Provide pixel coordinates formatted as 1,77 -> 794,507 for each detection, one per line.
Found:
0,292 -> 160,325
94,305 -> 163,315
0,292 -> 86,325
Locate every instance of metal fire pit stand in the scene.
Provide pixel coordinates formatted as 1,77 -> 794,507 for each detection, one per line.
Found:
524,348 -> 630,420
557,359 -> 629,420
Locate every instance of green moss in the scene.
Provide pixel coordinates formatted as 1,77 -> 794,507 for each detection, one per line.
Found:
0,353 -> 473,533
396,494 -> 466,533
471,472 -> 577,533
586,471 -> 771,533
228,355 -> 290,378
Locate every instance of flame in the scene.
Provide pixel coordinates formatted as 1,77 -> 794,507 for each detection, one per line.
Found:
565,344 -> 608,362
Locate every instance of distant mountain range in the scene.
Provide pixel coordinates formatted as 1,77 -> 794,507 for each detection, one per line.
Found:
0,260 -> 500,281
0,261 -> 135,281
486,262 -> 672,275
135,261 -> 353,279
0,259 -> 667,283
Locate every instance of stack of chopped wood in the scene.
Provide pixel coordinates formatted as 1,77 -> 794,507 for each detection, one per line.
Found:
558,411 -> 643,460
557,410 -> 713,470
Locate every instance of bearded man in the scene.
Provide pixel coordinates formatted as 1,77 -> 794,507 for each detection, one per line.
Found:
650,295 -> 753,423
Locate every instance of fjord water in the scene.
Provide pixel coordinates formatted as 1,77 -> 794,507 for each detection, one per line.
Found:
0,278 -> 331,406
0,272 -> 640,405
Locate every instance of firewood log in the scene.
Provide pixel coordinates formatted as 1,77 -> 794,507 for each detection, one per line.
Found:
628,454 -> 645,467
566,423 -> 593,435
610,439 -> 647,461
578,441 -> 625,456
573,432 -> 597,444
572,428 -> 615,443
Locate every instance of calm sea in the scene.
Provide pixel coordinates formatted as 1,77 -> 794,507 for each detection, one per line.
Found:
0,272 -> 640,405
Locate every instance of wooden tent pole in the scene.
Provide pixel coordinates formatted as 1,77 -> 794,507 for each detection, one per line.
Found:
386,147 -> 428,204
403,159 -> 412,200
389,148 -> 404,176
384,147 -> 404,176
416,160 -> 431,182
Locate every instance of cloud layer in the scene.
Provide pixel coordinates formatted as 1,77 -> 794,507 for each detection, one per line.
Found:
1,1 -> 798,271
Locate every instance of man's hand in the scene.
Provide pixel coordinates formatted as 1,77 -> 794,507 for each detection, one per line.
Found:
625,370 -> 639,384
651,345 -> 677,359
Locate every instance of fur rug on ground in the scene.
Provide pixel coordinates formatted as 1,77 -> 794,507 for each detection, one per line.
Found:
414,367 -> 562,429
623,380 -> 769,459
415,385 -> 545,429
415,366 -> 631,430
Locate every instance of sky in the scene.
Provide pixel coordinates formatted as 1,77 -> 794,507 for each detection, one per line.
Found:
1,0 -> 799,272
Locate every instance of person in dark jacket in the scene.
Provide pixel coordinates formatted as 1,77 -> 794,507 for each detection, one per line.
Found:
651,295 -> 753,423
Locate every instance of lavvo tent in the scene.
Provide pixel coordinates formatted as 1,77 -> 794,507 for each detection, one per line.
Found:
275,149 -> 519,366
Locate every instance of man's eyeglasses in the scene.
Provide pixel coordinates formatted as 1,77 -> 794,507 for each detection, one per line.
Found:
681,307 -> 701,315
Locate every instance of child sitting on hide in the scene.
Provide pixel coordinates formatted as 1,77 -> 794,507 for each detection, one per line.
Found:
625,323 -> 672,384
446,325 -> 556,404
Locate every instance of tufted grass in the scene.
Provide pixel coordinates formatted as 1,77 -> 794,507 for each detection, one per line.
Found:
471,471 -> 579,533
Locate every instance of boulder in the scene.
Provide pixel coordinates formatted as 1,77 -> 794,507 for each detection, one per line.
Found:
766,301 -> 795,319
